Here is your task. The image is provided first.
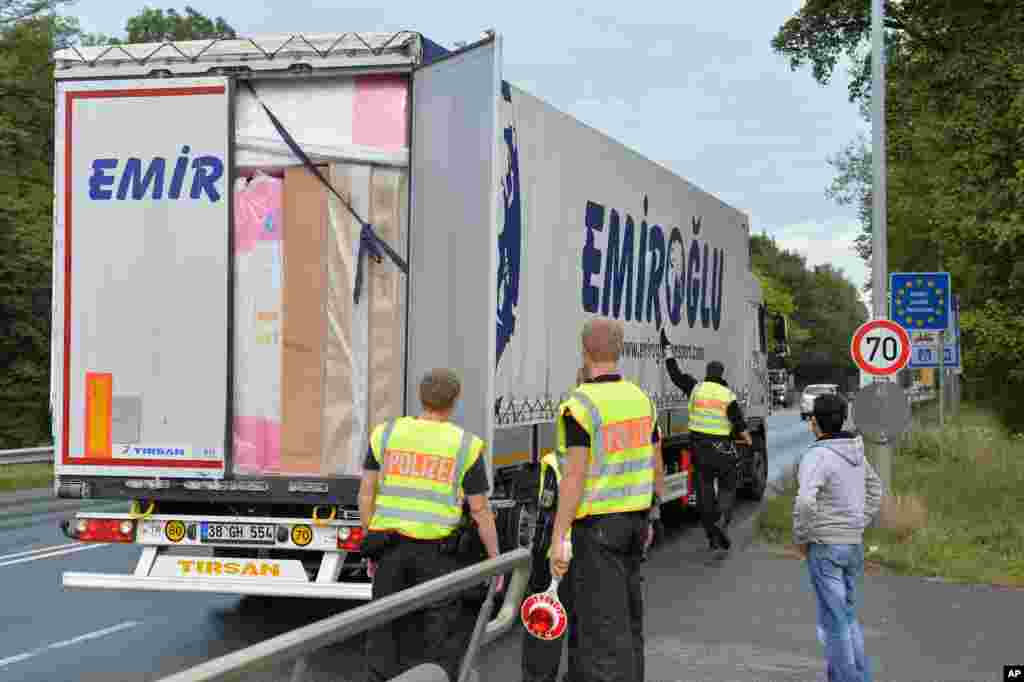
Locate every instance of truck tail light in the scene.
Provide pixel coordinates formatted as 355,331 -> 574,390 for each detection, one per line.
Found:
337,526 -> 365,551
680,450 -> 693,500
75,518 -> 136,543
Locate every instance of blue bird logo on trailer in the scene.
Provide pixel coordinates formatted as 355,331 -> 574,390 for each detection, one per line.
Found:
496,80 -> 523,369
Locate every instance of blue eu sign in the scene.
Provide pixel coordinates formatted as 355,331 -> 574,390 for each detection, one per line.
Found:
890,272 -> 951,332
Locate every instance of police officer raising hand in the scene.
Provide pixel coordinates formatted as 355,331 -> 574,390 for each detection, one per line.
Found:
659,329 -> 751,552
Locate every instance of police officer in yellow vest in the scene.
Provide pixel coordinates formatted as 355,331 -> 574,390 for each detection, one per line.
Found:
549,319 -> 665,682
358,368 -> 500,682
687,360 -> 753,552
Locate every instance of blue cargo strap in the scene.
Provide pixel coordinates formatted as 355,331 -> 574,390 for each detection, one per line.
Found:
242,80 -> 408,304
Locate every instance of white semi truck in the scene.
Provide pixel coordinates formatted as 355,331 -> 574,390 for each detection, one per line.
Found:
50,30 -> 784,601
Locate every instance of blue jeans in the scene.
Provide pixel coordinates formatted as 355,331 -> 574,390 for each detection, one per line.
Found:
806,543 -> 872,682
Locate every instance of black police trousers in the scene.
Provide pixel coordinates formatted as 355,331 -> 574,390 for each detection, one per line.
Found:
692,435 -> 738,542
569,510 -> 648,682
522,532 -> 580,682
362,537 -> 462,682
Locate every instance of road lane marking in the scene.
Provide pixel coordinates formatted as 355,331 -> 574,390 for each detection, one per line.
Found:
0,543 -> 103,567
0,542 -> 82,562
0,621 -> 141,669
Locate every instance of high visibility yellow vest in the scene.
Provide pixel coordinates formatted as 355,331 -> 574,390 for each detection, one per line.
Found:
688,381 -> 736,436
555,380 -> 656,519
368,417 -> 483,540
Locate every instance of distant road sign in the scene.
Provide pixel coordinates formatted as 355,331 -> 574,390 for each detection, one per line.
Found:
908,330 -> 960,368
851,319 -> 911,376
890,272 -> 951,331
908,294 -> 961,369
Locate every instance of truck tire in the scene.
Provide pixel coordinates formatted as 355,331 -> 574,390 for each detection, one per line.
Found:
738,432 -> 768,501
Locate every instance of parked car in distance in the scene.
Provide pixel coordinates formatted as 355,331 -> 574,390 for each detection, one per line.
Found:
800,383 -> 840,420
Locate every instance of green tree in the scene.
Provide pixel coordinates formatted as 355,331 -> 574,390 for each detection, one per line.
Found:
750,235 -> 865,377
0,4 -> 239,446
774,0 -> 1024,424
0,2 -> 79,446
0,0 -> 68,24
79,6 -> 237,46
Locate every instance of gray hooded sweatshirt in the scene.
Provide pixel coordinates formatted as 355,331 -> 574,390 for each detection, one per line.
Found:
793,432 -> 884,546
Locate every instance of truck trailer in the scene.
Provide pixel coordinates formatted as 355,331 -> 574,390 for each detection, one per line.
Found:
50,30 -> 783,601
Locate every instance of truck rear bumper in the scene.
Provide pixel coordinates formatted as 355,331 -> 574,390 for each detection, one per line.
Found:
62,570 -> 372,600
61,543 -> 373,600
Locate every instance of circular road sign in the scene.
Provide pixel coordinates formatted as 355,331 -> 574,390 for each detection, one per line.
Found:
851,319 -> 911,376
853,381 -> 912,443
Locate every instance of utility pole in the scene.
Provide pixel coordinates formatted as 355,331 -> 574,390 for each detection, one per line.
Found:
870,0 -> 892,492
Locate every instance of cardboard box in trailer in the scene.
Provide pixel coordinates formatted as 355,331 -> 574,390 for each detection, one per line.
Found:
51,30 -> 786,600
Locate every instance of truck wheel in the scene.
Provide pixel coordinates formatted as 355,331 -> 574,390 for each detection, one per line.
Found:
739,433 -> 768,501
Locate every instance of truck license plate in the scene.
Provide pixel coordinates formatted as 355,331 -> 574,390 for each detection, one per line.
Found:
200,522 -> 276,545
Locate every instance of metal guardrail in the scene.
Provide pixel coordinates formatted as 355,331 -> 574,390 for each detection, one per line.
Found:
0,446 -> 53,465
155,547 -> 533,682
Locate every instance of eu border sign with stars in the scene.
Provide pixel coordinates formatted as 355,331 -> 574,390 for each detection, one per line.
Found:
890,272 -> 951,332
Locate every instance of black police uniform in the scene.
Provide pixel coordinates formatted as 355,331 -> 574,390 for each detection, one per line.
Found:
522,458 -> 581,682
361,444 -> 491,682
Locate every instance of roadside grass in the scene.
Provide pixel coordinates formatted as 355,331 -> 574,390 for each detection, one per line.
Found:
0,463 -> 54,492
758,403 -> 1024,587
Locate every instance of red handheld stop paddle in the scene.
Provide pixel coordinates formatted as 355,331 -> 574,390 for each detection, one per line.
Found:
520,575 -> 568,640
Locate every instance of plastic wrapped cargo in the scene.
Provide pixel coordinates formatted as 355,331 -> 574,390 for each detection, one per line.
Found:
233,74 -> 409,478
232,172 -> 284,475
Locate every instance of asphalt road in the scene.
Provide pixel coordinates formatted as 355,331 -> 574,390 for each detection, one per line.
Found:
0,411 -> 814,682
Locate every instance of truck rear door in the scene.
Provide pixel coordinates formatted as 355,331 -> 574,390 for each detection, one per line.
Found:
53,77 -> 232,479
406,38 -> 502,484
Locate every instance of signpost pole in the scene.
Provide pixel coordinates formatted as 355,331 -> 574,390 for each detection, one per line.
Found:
871,0 -> 891,492
953,296 -> 961,416
938,328 -> 945,429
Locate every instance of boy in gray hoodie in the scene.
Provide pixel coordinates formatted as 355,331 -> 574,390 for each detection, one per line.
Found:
794,393 -> 883,682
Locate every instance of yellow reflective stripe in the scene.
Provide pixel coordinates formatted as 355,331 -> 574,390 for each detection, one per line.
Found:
587,479 -> 654,497
584,468 -> 654,489
378,474 -> 454,494
592,455 -> 651,478
370,515 -> 453,539
587,495 -> 652,515
375,485 -> 456,506
374,497 -> 461,518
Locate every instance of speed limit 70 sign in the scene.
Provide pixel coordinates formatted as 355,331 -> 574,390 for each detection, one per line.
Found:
851,319 -> 911,376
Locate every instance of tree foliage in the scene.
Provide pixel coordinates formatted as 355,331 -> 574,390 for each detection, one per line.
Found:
0,0 -> 68,24
0,2 -> 76,446
0,5 -> 238,446
751,235 -> 867,381
79,6 -> 237,46
775,0 -> 1024,424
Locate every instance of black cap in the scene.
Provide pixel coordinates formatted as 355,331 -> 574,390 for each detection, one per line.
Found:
706,361 -> 725,379
812,393 -> 848,421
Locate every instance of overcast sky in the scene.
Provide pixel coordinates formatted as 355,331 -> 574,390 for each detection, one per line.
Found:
67,0 -> 869,297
